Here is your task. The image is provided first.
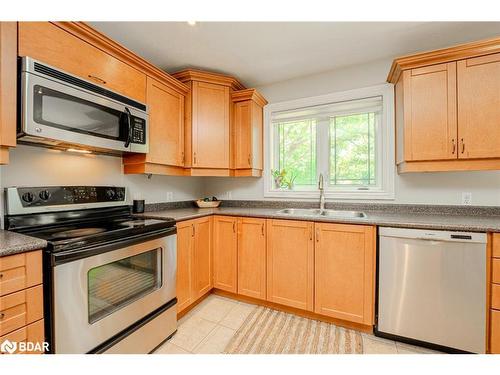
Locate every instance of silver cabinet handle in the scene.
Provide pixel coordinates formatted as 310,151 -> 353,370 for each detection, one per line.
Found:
451,139 -> 456,154
461,138 -> 465,154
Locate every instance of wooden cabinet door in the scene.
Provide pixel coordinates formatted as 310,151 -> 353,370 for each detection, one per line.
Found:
192,217 -> 213,299
403,62 -> 457,161
266,219 -> 314,311
458,53 -> 500,159
213,216 -> 237,293
192,82 -> 230,168
233,101 -> 264,170
18,22 -> 146,102
238,218 -> 266,300
314,223 -> 376,325
0,251 -> 42,297
146,77 -> 184,166
176,221 -> 193,314
233,101 -> 252,169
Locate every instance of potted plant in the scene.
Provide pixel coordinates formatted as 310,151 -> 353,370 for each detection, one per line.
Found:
272,169 -> 287,189
284,171 -> 297,190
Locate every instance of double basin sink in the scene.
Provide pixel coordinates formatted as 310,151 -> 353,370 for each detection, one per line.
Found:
276,208 -> 366,218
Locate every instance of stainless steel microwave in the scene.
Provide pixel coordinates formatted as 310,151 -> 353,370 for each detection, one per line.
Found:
18,57 -> 148,155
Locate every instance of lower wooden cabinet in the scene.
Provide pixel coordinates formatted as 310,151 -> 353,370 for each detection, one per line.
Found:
176,217 -> 212,314
237,217 -> 266,300
0,251 -> 42,297
176,221 -> 194,313
178,214 -> 377,328
0,285 -> 43,336
491,310 -> 500,354
266,219 -> 314,311
314,223 -> 376,325
213,216 -> 238,293
0,319 -> 45,354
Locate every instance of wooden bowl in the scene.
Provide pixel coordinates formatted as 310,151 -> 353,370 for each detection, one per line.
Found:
195,200 -> 221,208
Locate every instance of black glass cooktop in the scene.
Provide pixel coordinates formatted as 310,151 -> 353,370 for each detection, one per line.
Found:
21,216 -> 175,253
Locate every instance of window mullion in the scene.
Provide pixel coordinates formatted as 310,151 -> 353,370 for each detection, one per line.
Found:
316,117 -> 329,189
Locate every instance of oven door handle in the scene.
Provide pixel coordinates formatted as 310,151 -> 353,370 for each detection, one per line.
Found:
123,107 -> 132,148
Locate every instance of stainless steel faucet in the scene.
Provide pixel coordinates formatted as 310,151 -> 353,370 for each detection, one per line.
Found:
318,173 -> 325,211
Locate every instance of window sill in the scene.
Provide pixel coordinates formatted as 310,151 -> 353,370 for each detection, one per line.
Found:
264,189 -> 395,200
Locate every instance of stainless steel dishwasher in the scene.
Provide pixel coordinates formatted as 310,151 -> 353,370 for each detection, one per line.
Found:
376,227 -> 487,353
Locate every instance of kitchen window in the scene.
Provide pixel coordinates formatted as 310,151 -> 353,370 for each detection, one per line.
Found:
265,84 -> 394,199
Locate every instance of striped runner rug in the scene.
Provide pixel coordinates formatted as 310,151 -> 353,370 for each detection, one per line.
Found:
224,306 -> 363,354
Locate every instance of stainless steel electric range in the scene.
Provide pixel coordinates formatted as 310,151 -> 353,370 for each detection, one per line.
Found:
4,186 -> 177,354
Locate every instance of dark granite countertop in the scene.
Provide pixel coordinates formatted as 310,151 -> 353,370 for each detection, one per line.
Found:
141,205 -> 500,233
0,230 -> 47,257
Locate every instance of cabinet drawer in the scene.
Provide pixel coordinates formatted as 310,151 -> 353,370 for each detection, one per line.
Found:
491,310 -> 500,354
0,251 -> 42,296
0,285 -> 43,336
493,259 -> 500,285
492,284 -> 500,311
18,22 -> 146,102
493,233 -> 500,258
0,319 -> 45,354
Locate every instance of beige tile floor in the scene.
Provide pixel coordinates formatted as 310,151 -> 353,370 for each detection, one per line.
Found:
154,294 -> 441,354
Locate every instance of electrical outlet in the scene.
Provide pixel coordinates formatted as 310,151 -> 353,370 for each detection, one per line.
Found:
462,192 -> 472,205
165,192 -> 174,202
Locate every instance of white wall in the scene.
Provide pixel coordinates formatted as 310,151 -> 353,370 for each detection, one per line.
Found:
204,57 -> 500,206
0,145 -> 205,211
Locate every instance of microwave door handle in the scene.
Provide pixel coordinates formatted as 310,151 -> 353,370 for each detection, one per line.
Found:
123,107 -> 132,148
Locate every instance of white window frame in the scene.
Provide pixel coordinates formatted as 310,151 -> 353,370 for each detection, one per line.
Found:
264,84 -> 395,200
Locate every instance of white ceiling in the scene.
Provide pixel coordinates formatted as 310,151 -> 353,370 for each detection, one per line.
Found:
90,22 -> 500,87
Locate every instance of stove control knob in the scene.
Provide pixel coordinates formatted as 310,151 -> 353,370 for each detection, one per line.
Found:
116,190 -> 125,200
21,192 -> 35,203
106,189 -> 116,200
39,190 -> 51,201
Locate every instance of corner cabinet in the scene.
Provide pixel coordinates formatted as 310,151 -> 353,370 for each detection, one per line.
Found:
389,37 -> 500,173
171,69 -> 267,177
232,89 -> 267,177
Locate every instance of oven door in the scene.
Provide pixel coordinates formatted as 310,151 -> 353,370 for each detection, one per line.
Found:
53,234 -> 176,353
21,69 -> 148,154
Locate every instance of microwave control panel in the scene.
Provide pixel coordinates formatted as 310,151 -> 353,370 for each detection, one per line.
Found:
131,116 -> 146,144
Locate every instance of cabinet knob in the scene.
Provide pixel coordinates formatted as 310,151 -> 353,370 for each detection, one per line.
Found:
0,273 -> 3,279
0,312 -> 4,320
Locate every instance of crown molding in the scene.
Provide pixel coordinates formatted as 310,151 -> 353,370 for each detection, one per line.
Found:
171,68 -> 246,90
52,22 -> 189,94
387,36 -> 500,83
232,88 -> 268,106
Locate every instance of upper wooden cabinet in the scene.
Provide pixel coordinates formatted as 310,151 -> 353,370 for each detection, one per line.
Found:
19,22 -> 147,102
172,69 -> 243,176
314,223 -> 376,325
400,63 -> 457,162
0,22 -> 17,165
457,53 -> 500,159
389,37 -> 500,173
232,89 -> 268,177
123,76 -> 186,175
172,69 -> 267,177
